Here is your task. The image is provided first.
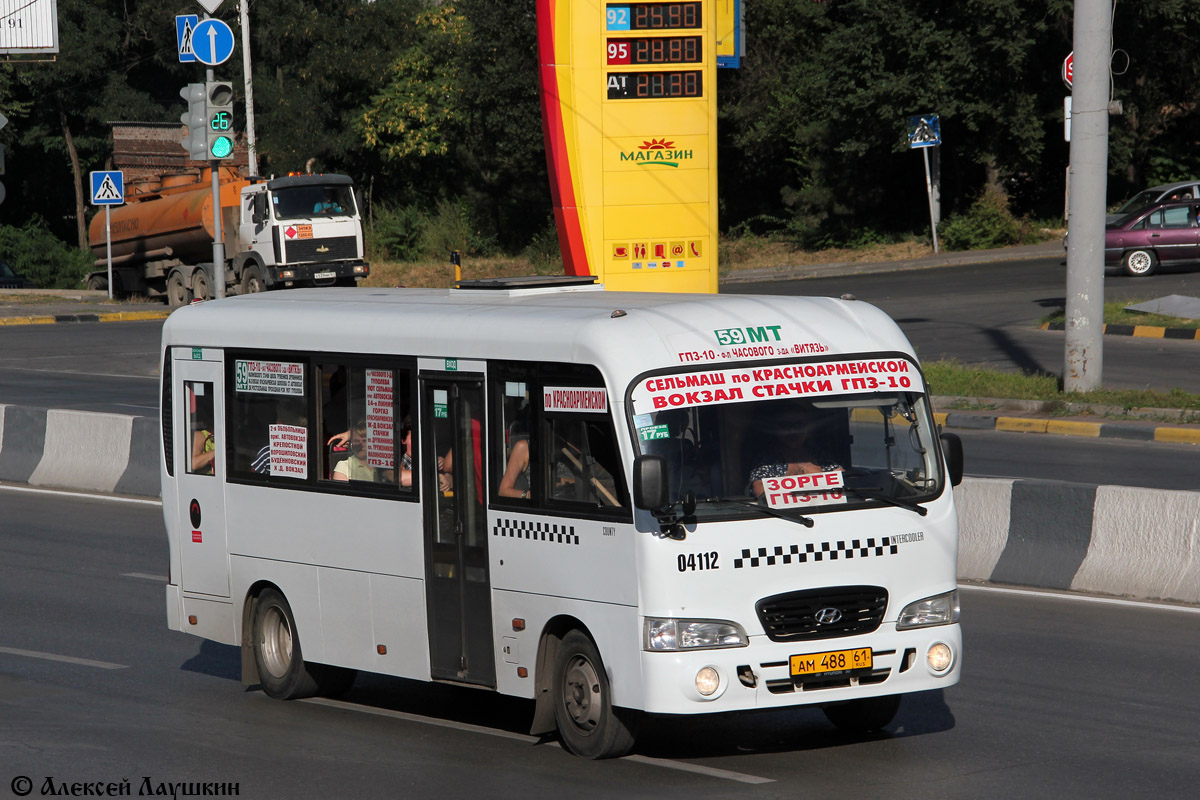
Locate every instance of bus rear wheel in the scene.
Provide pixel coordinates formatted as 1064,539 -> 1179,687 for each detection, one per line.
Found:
552,629 -> 638,759
822,694 -> 901,734
251,587 -> 320,700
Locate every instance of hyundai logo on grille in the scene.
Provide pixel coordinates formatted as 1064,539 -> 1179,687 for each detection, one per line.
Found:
814,607 -> 843,625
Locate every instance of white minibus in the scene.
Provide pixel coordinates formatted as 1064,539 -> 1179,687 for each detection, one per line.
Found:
161,277 -> 963,759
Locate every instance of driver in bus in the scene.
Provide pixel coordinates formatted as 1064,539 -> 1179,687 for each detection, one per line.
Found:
748,411 -> 842,499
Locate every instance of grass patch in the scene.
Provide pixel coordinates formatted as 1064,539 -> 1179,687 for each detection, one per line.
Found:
1042,300 -> 1200,330
923,358 -> 1200,412
361,255 -> 564,289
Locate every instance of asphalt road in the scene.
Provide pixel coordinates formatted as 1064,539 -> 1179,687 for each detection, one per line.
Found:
2,487 -> 1198,799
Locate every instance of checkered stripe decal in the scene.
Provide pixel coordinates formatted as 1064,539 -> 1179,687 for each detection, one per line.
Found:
493,518 -> 580,546
733,538 -> 899,569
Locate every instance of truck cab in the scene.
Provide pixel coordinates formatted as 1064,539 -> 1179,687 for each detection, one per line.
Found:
234,174 -> 369,294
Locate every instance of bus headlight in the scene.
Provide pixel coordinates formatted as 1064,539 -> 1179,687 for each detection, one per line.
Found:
644,618 -> 748,651
896,590 -> 960,630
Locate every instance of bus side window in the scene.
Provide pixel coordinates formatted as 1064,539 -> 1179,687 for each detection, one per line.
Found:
495,379 -> 534,502
186,381 -> 216,476
226,357 -> 311,480
546,415 -> 628,509
319,362 -> 410,489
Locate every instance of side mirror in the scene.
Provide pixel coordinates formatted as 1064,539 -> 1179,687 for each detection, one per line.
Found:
940,432 -> 963,486
633,454 -> 669,510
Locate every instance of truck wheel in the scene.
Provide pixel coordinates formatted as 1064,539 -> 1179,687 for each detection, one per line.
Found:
241,265 -> 266,295
166,271 -> 191,308
192,270 -> 212,302
87,275 -> 107,292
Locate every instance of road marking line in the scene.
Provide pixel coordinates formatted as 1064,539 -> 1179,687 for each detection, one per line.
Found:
302,697 -> 774,783
0,646 -> 128,670
959,583 -> 1200,614
622,755 -> 775,784
123,572 -> 167,582
0,484 -> 160,506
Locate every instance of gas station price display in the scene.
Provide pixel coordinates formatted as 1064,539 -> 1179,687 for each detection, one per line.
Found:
606,2 -> 702,30
607,70 -> 702,99
607,36 -> 702,64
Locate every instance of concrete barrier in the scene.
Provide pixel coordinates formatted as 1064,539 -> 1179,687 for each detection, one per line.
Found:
956,476 -> 1200,605
0,403 -> 159,498
3,402 -> 1196,605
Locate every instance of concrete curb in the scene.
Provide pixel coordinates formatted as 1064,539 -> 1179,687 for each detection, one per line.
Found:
2,403 -> 1193,605
932,410 -> 1200,444
1042,320 -> 1200,341
0,309 -> 171,326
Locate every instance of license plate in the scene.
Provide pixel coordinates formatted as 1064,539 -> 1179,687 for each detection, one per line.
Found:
314,271 -> 336,280
789,647 -> 873,679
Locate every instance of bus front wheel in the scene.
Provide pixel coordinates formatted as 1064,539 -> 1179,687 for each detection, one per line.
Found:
251,587 -> 320,700
822,694 -> 901,734
552,629 -> 638,759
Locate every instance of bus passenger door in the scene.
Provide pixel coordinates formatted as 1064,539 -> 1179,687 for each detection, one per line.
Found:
421,376 -> 495,687
172,352 -> 229,598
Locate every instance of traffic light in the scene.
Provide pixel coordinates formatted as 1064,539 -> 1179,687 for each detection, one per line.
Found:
205,80 -> 235,160
179,83 -> 208,161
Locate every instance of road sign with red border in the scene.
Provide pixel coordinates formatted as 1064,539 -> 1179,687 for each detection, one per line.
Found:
1063,52 -> 1073,90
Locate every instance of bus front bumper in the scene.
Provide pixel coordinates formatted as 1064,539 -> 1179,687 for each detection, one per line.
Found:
635,623 -> 961,715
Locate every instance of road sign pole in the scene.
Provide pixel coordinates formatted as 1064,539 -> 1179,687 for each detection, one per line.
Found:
923,146 -> 939,254
105,206 -> 113,300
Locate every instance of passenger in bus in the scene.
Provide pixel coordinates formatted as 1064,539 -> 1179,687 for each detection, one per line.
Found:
192,425 -> 216,474
497,437 -> 531,500
747,415 -> 841,499
332,420 -> 393,482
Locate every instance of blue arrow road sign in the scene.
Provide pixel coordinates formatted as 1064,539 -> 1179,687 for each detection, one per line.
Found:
191,18 -> 235,67
176,15 -> 199,63
90,171 -> 124,206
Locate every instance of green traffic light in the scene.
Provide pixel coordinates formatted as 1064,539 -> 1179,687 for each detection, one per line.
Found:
210,136 -> 234,159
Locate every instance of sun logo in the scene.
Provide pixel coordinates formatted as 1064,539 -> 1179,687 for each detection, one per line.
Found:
638,138 -> 675,150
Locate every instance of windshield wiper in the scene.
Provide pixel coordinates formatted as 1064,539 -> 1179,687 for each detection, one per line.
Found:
842,486 -> 928,516
709,497 -> 814,528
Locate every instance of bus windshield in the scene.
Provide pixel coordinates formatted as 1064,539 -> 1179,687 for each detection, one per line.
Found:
630,359 -> 943,518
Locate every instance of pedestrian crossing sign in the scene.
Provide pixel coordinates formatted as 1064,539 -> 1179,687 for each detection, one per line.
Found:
90,171 -> 124,206
906,114 -> 941,149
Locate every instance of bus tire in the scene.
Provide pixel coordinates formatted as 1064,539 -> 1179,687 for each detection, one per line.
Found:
822,694 -> 901,734
251,587 -> 320,700
552,629 -> 638,759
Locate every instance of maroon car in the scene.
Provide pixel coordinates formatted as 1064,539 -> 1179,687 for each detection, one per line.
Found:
1105,200 -> 1200,276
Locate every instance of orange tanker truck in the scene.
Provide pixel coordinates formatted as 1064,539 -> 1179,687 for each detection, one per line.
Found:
87,167 -> 369,307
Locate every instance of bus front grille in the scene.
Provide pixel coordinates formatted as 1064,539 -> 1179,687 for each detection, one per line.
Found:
755,585 -> 888,642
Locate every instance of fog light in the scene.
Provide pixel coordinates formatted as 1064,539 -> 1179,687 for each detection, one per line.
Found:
927,642 -> 953,673
695,667 -> 720,696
